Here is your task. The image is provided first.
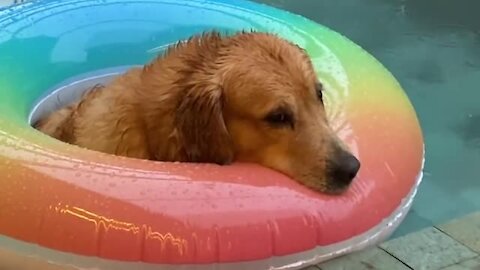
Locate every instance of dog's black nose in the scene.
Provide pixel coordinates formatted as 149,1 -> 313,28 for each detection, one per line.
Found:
329,150 -> 360,185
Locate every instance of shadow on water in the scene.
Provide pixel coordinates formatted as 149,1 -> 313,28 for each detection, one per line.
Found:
456,114 -> 480,148
255,0 -> 480,238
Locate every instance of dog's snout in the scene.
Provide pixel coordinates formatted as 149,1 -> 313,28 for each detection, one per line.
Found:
328,148 -> 361,185
339,153 -> 360,183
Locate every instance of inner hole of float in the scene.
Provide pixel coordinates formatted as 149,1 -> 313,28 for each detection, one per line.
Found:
28,66 -> 136,126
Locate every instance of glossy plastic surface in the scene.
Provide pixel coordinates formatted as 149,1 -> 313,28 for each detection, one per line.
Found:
0,0 -> 424,269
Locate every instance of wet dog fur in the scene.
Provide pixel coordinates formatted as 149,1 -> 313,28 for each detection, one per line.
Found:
34,31 -> 360,194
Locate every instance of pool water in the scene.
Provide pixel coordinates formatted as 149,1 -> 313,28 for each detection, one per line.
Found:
255,0 -> 480,238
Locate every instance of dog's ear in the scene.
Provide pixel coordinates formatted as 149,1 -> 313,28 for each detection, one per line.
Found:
175,84 -> 234,165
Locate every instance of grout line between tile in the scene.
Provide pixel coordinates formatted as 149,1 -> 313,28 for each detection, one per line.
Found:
434,225 -> 480,256
378,246 -> 415,270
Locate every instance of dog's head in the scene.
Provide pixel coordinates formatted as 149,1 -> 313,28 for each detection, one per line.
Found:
175,31 -> 360,194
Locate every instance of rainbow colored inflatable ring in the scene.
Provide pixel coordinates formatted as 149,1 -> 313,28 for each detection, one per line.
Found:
0,0 -> 424,269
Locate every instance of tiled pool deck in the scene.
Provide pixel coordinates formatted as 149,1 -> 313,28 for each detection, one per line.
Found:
305,212 -> 480,270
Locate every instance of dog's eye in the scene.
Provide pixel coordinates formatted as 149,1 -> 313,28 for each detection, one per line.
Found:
264,108 -> 295,129
315,82 -> 323,102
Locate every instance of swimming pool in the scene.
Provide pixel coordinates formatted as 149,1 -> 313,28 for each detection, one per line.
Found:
1,0 -> 478,240
255,0 -> 480,238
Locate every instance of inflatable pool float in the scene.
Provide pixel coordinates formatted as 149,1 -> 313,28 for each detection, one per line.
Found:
0,0 -> 424,269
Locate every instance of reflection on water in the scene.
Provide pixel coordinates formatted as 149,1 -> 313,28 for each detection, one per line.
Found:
256,0 -> 480,237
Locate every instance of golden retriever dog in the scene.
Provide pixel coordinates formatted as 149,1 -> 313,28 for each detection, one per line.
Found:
34,31 -> 360,194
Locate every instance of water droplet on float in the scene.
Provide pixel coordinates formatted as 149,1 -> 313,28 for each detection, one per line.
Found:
108,182 -> 116,188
